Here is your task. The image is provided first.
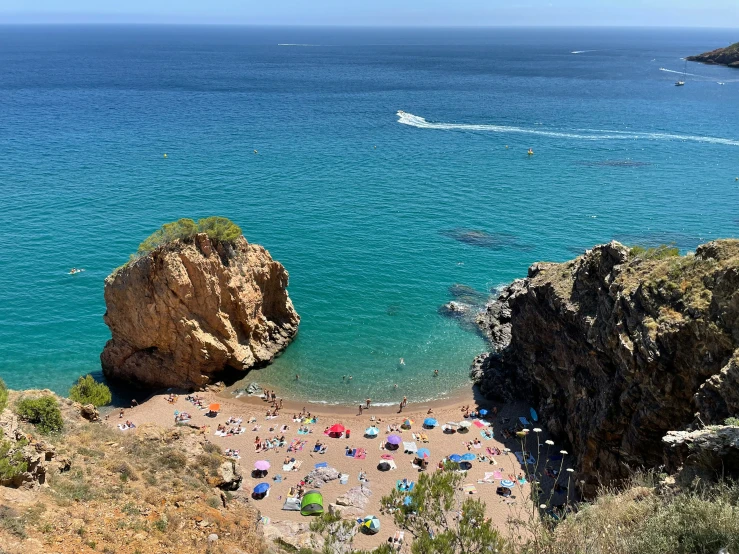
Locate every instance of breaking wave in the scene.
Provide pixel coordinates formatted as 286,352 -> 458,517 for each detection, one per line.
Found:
396,111 -> 739,147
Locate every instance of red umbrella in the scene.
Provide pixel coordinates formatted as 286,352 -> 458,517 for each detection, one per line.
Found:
329,424 -> 345,434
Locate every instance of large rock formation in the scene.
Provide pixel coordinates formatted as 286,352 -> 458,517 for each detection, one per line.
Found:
471,240 -> 739,493
687,42 -> 739,68
101,234 -> 299,389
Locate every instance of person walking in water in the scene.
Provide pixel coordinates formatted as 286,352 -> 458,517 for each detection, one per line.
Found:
366,398 -> 371,409
433,369 -> 439,377
295,374 -> 299,380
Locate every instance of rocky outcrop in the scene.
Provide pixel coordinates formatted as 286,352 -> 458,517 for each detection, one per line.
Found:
471,240 -> 739,493
663,425 -> 739,476
687,42 -> 739,68
101,234 -> 299,389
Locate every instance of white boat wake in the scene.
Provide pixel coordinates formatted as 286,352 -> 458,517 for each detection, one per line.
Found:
571,50 -> 598,54
396,111 -> 739,147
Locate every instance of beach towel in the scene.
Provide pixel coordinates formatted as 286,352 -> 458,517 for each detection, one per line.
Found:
314,462 -> 328,469
215,431 -> 227,437
493,470 -> 503,479
515,451 -> 536,465
462,484 -> 477,494
483,472 -> 496,483
252,425 -> 261,431
518,477 -> 528,485
480,430 -> 493,440
420,434 -> 429,443
345,448 -> 356,457
472,420 -> 486,429
287,439 -> 299,452
353,448 -> 366,460
296,440 -> 306,451
403,442 -> 418,454
339,473 -> 349,484
519,417 -> 531,426
298,429 -> 310,435
319,445 -> 327,454
282,461 -> 295,472
293,460 -> 303,471
388,460 -> 397,470
473,442 -> 482,449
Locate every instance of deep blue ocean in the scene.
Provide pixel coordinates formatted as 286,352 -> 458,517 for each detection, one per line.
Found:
1,26 -> 738,404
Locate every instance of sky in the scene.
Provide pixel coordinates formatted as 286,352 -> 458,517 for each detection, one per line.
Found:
1,0 -> 738,27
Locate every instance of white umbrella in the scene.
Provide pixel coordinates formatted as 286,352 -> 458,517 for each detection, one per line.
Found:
458,421 -> 472,428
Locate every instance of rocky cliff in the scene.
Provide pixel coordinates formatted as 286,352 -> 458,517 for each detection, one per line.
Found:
471,240 -> 739,492
686,42 -> 739,68
101,233 -> 299,389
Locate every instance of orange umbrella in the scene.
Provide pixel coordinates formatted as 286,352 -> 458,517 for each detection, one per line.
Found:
209,403 -> 220,412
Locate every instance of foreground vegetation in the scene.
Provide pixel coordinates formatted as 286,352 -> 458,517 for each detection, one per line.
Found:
68,375 -> 112,408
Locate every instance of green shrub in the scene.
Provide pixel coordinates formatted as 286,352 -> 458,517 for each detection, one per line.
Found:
0,439 -> 28,481
136,216 -> 242,256
69,375 -> 112,407
629,244 -> 680,261
725,417 -> 739,426
0,378 -> 8,414
15,396 -> 64,434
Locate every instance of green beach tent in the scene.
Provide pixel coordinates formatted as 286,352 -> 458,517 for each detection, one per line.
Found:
300,490 -> 324,516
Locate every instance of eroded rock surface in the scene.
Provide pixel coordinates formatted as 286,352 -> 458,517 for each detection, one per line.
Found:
471,240 -> 739,492
101,234 -> 299,389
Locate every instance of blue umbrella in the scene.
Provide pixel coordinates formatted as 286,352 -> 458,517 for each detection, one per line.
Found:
500,479 -> 516,488
448,454 -> 462,463
479,409 -> 489,416
365,427 -> 379,437
461,453 -> 476,461
253,483 -> 270,494
417,448 -> 431,459
423,418 -> 438,427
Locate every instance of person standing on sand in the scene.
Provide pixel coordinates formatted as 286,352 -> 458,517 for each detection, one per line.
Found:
398,402 -> 403,413
358,404 -> 363,415
402,396 -> 408,408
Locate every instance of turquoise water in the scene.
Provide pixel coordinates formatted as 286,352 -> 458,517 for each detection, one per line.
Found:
1,26 -> 738,403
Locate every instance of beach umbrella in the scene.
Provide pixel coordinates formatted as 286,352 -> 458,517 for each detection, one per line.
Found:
365,426 -> 379,437
378,462 -> 391,472
362,515 -> 381,534
442,424 -> 457,434
423,418 -> 438,427
209,403 -> 220,412
500,479 -> 516,488
255,460 -> 270,471
253,483 -> 270,494
329,424 -> 345,434
417,448 -> 430,459
479,409 -> 489,416
461,453 -> 476,462
387,434 -> 402,445
458,420 -> 472,428
448,454 -> 462,463
446,421 -> 459,427
401,419 -> 414,428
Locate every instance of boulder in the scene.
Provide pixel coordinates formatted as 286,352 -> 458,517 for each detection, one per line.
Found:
215,460 -> 243,491
101,234 -> 300,389
303,466 -> 340,488
335,484 -> 372,513
78,403 -> 100,422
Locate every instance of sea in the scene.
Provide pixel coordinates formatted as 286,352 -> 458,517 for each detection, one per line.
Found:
1,26 -> 738,404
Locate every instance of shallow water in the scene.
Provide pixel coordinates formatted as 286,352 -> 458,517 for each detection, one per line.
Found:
1,26 -> 737,402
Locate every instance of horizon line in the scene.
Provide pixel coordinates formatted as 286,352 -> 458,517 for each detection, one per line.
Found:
1,22 -> 738,29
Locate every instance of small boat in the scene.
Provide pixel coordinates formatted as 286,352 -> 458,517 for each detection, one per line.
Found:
68,268 -> 85,275
675,60 -> 687,86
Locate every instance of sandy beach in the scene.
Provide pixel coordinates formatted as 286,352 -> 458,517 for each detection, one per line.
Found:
107,387 -> 574,550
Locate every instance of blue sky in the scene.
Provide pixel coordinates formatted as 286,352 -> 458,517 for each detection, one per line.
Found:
1,0 -> 738,26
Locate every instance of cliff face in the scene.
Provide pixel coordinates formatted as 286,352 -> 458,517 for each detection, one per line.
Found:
686,42 -> 739,68
101,234 -> 299,389
471,240 -> 739,491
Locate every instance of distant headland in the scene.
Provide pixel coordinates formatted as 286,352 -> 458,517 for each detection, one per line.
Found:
686,42 -> 739,68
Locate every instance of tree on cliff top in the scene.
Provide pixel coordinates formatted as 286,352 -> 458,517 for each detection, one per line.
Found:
137,217 -> 242,255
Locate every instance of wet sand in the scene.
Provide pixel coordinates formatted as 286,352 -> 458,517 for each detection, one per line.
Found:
108,387 -> 573,550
